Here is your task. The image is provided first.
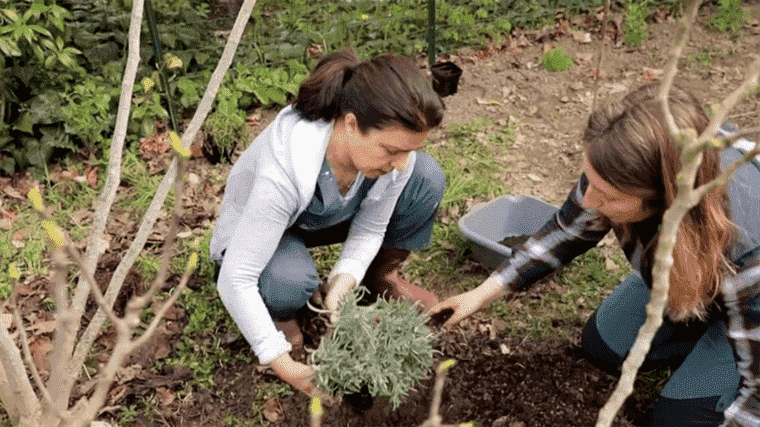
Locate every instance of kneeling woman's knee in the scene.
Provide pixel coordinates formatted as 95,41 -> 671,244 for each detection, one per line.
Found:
581,313 -> 624,376
259,267 -> 320,320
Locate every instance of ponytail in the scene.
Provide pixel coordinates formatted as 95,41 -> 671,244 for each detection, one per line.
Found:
293,50 -> 360,123
293,49 -> 444,133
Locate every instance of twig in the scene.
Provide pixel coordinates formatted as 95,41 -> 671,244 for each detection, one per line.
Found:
657,0 -> 701,138
591,0 -> 610,113
0,306 -> 40,423
69,0 -> 260,397
595,2 -> 760,426
43,0 -> 147,420
9,285 -> 52,407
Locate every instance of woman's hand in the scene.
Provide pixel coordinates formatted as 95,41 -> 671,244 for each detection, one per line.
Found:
270,352 -> 333,402
324,273 -> 357,323
428,276 -> 509,328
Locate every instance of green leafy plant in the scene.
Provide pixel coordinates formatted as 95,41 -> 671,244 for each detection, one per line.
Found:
540,47 -> 573,72
623,2 -> 649,47
708,0 -> 747,34
203,111 -> 250,163
309,288 -> 434,409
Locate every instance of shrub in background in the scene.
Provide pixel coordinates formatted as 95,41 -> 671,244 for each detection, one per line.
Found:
541,47 -> 573,72
624,1 -> 649,47
708,0 -> 747,34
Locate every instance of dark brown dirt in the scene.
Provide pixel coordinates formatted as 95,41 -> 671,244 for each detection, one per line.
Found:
498,234 -> 532,249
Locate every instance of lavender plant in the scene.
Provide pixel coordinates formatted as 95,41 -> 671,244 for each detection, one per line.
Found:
309,288 -> 435,409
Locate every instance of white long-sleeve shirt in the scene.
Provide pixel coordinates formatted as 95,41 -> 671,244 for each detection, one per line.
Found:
209,106 -> 416,363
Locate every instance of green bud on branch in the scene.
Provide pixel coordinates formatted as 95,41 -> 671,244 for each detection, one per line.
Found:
28,187 -> 44,211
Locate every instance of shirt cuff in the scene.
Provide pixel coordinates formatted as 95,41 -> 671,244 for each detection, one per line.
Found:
256,331 -> 292,365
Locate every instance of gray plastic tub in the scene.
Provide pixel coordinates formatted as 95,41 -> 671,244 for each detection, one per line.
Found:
458,195 -> 559,271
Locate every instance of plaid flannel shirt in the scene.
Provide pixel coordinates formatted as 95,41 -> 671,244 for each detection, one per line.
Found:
492,169 -> 760,426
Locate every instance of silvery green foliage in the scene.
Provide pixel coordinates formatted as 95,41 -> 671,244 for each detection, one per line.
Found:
309,288 -> 435,409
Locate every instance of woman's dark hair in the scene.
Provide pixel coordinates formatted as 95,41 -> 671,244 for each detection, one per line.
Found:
584,83 -> 734,321
292,49 -> 444,133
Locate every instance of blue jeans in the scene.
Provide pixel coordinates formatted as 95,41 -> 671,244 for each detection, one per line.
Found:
582,273 -> 740,426
257,152 -> 445,320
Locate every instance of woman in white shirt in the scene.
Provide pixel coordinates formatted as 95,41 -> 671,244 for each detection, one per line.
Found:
210,50 -> 446,396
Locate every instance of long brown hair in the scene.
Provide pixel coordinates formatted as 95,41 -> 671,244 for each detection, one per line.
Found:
292,49 -> 444,133
584,83 -> 735,321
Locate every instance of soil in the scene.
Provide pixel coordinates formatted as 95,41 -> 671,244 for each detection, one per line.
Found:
2,3 -> 760,427
498,234 -> 532,249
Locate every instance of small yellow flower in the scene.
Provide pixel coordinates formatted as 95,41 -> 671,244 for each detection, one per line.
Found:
9,263 -> 20,280
42,220 -> 65,249
28,187 -> 44,211
142,77 -> 155,91
458,423 -> 475,427
711,139 -> 722,148
361,14 -> 369,20
170,131 -> 191,157
310,396 -> 323,417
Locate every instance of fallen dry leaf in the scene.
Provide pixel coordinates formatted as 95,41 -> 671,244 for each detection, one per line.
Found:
572,32 -> 592,44
156,387 -> 176,407
261,398 -> 282,423
116,364 -> 142,385
306,43 -> 324,57
29,336 -> 53,375
589,68 -> 605,78
642,67 -> 663,82
85,166 -> 99,188
30,320 -> 57,335
2,184 -> 24,200
140,133 -> 170,155
12,230 -> 28,248
575,53 -> 593,63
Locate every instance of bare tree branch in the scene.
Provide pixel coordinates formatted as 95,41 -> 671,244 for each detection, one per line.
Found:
657,0 -> 702,138
40,1 -> 147,421
71,0 -> 259,374
596,4 -> 760,427
591,0 -> 610,113
0,311 -> 39,423
10,287 -> 52,407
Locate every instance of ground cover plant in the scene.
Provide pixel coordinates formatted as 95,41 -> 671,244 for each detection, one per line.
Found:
1,0 -> 759,426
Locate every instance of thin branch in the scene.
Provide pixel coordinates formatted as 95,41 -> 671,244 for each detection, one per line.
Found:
591,0 -> 610,113
596,3 -> 760,426
693,144 -> 760,199
695,57 -> 760,149
44,0 -> 147,420
9,286 -> 52,407
657,0 -> 701,138
0,309 -> 40,422
70,0 -> 259,373
142,160 -> 186,305
72,253 -> 194,427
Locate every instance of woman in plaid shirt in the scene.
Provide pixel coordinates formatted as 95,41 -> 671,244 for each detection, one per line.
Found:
431,83 -> 760,426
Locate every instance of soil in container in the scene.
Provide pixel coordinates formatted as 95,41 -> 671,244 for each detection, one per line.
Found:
498,234 -> 531,248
